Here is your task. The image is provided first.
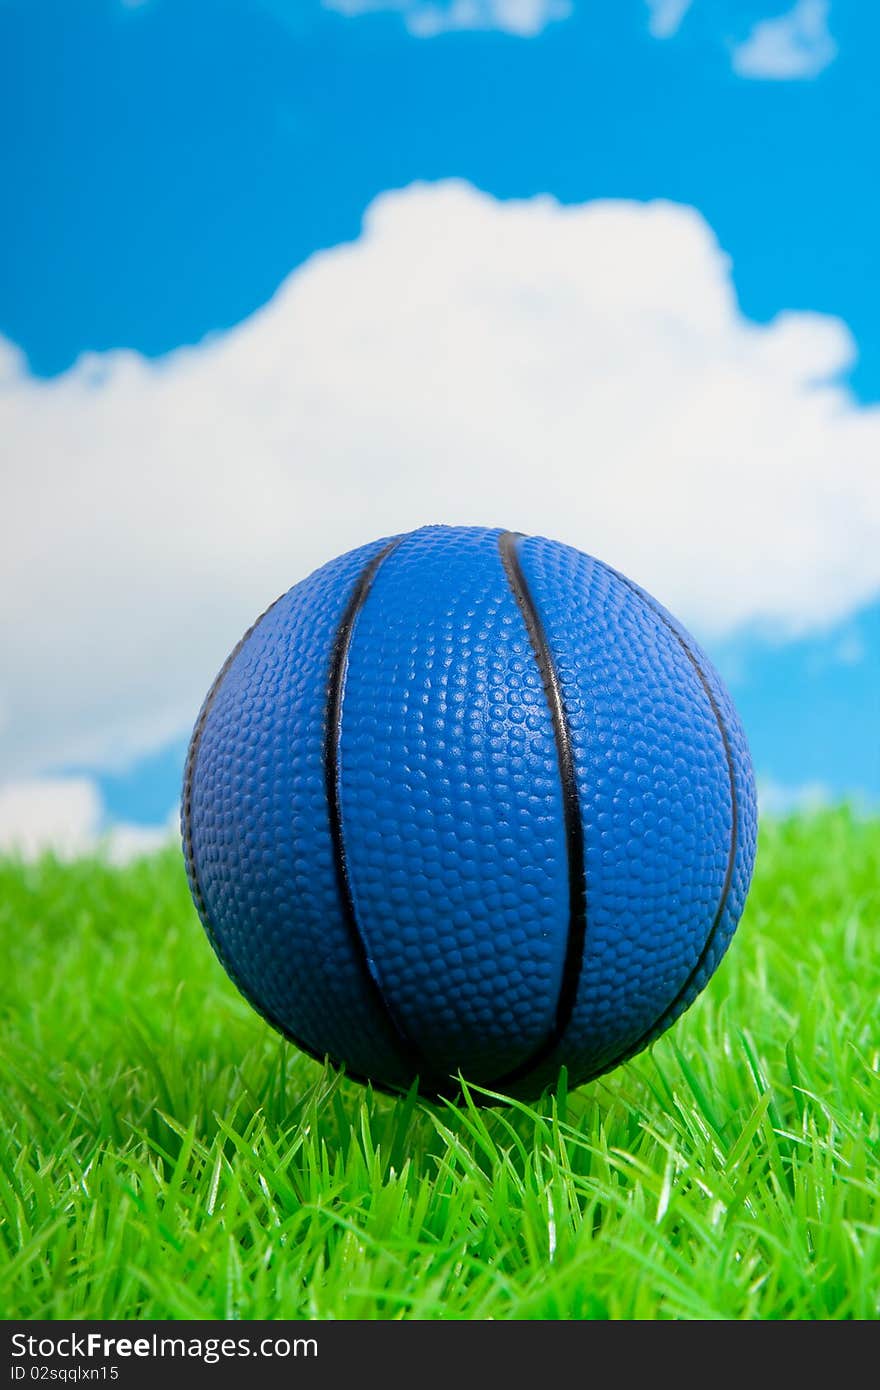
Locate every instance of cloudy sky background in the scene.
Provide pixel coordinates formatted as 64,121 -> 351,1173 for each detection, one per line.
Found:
1,0 -> 878,857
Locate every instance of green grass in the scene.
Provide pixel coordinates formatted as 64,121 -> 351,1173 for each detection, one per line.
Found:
1,809 -> 878,1320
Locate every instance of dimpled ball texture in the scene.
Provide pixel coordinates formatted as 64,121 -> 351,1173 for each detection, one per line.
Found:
181,526 -> 757,1101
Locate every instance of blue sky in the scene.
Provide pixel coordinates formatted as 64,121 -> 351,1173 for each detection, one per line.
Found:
0,0 -> 878,853
4,1 -> 880,395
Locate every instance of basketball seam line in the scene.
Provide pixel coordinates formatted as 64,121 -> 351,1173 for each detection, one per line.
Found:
579,561 -> 740,1082
180,562 -> 429,1097
324,536 -> 455,1093
489,531 -> 589,1089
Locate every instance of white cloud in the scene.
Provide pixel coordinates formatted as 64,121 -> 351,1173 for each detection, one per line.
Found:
323,0 -> 572,38
645,0 -> 694,40
756,777 -> 832,815
103,810 -> 178,864
0,778 -> 102,860
756,777 -> 880,816
757,779 -> 877,816
0,778 -> 177,862
2,181 -> 879,780
733,0 -> 837,80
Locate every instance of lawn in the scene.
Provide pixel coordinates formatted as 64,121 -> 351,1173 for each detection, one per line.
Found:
1,809 -> 877,1320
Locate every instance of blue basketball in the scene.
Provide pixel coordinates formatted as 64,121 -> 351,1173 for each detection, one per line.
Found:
181,526 -> 757,1100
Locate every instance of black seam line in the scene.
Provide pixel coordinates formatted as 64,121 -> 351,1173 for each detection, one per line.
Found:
180,564 -> 458,1099
180,563 -> 459,1099
324,536 -> 440,1082
579,562 -> 740,1084
489,531 -> 588,1089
